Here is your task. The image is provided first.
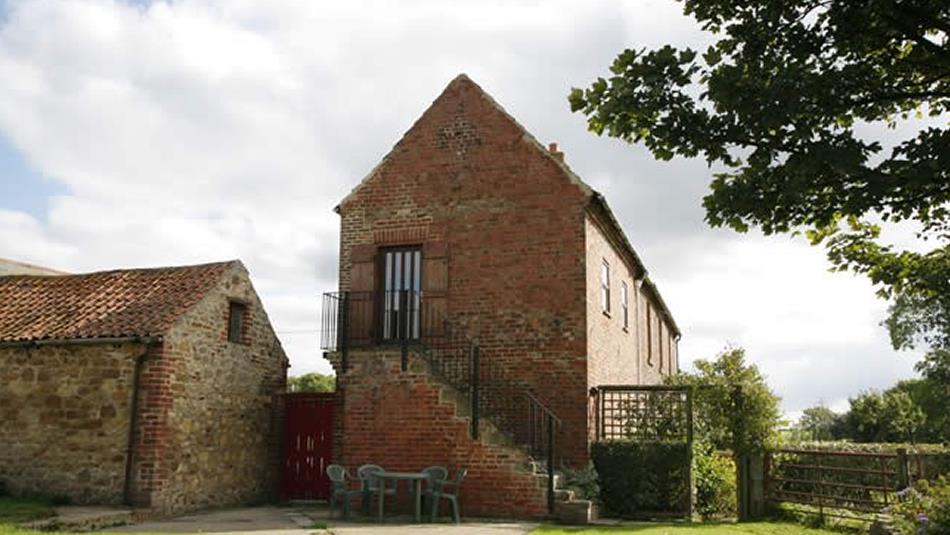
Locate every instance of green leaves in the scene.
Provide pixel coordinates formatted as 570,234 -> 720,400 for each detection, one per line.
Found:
667,347 -> 782,453
287,372 -> 335,392
570,0 -> 950,360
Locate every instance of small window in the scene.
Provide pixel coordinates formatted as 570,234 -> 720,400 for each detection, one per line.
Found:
228,301 -> 247,343
646,304 -> 653,366
600,260 -> 610,314
621,282 -> 629,330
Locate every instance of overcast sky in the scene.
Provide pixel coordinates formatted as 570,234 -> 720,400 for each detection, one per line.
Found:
0,0 -> 924,418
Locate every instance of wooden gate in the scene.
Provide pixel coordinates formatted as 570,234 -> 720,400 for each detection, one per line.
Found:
282,392 -> 335,500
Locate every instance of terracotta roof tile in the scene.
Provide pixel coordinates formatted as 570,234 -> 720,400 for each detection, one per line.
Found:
0,260 -> 236,343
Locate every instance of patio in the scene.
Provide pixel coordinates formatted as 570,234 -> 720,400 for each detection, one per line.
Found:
326,463 -> 470,524
107,503 -> 537,535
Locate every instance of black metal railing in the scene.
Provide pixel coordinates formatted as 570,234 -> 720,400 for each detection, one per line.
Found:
321,290 -> 445,351
321,290 -> 561,513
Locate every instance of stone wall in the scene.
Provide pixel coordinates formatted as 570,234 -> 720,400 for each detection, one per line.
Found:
336,76 -> 590,467
0,342 -> 143,503
137,263 -> 288,513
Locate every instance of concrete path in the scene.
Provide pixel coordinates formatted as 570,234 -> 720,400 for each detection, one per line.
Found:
104,504 -> 539,535
327,522 -> 537,534
106,506 -> 309,534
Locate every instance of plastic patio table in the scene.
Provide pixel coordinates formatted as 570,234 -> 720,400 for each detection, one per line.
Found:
372,470 -> 429,523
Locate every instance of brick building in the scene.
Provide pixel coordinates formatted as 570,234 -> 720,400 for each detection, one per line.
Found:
0,260 -> 287,514
322,75 -> 680,517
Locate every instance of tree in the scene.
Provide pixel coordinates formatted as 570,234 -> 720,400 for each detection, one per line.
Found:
569,0 -> 950,362
798,405 -> 840,441
668,347 -> 782,452
891,377 -> 949,442
287,372 -> 335,393
846,389 -> 925,442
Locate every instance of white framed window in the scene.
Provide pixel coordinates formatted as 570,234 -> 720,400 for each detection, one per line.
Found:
600,260 -> 610,314
646,304 -> 653,366
621,281 -> 629,330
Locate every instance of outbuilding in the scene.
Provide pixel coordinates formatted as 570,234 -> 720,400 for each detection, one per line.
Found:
0,260 -> 287,514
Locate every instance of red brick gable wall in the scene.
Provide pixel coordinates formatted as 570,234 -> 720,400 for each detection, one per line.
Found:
336,75 -> 591,465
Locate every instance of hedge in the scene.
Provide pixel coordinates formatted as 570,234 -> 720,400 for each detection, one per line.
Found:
591,440 -> 690,518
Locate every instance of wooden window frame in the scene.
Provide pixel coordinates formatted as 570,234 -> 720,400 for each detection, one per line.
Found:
227,300 -> 248,344
376,245 -> 423,342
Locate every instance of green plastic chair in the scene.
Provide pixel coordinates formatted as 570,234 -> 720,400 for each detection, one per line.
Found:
357,464 -> 396,515
326,464 -> 362,519
429,468 -> 467,523
421,465 -> 448,515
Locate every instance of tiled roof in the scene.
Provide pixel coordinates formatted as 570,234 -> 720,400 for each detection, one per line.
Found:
0,260 -> 236,343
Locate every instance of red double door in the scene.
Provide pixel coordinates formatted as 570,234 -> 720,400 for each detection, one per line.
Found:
281,393 -> 335,500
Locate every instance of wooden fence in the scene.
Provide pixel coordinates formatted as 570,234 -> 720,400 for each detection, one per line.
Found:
764,448 -> 948,523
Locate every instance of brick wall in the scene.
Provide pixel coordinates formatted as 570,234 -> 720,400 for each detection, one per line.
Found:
0,342 -> 143,503
137,263 -> 287,513
585,210 -> 680,390
585,215 -> 642,388
337,349 -> 549,518
336,75 -> 591,466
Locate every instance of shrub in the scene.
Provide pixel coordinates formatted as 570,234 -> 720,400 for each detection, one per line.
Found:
591,440 -> 689,518
890,476 -> 950,535
559,462 -> 599,502
694,444 -> 737,519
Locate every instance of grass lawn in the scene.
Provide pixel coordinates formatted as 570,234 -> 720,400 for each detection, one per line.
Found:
0,497 -> 55,525
533,521 -> 846,535
0,497 -> 56,535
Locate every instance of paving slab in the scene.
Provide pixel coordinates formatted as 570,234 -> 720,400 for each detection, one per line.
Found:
104,504 -> 538,535
24,506 -> 134,532
326,522 -> 537,534
105,506 -> 311,534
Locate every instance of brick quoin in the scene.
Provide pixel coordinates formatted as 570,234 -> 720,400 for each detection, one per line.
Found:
328,74 -> 680,518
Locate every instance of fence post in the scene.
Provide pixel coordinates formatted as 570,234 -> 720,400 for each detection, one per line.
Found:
737,454 -> 749,521
747,452 -> 765,519
897,448 -> 910,491
686,388 -> 695,522
470,346 -> 480,440
733,385 -> 748,521
816,453 -> 825,525
547,413 -> 556,515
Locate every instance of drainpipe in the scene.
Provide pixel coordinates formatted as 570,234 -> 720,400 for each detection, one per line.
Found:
634,277 -> 645,384
0,335 -> 161,506
123,338 -> 161,506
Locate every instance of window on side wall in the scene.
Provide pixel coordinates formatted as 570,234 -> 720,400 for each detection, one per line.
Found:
621,282 -> 629,330
646,304 -> 653,366
600,260 -> 610,314
228,301 -> 247,344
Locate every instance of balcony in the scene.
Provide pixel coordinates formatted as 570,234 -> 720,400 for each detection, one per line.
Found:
320,290 -> 446,351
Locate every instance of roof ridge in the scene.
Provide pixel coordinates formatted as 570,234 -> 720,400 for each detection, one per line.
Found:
0,259 -> 240,281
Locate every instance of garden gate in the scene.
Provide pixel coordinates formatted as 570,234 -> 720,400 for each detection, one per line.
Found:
591,385 -> 694,519
281,392 -> 335,500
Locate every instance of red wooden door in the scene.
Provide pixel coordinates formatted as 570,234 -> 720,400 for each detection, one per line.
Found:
282,393 -> 335,500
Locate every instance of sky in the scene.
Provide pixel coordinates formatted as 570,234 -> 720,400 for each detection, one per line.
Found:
0,0 -> 925,418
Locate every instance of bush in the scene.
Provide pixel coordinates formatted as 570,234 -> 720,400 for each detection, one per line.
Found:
591,440 -> 689,518
890,476 -> 950,535
559,463 -> 599,502
694,444 -> 737,519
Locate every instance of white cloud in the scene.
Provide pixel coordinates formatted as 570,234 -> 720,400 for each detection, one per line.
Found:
0,0 -> 923,405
